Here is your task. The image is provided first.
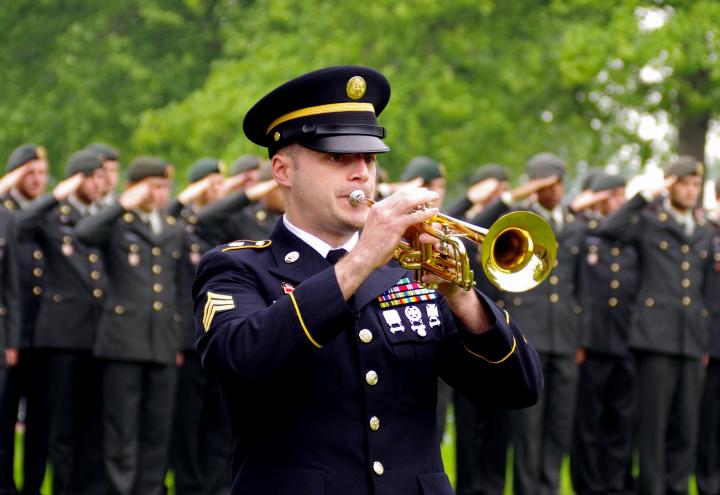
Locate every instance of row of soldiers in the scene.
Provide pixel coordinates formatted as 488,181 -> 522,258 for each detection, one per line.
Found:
400,153 -> 720,495
0,142 -> 718,495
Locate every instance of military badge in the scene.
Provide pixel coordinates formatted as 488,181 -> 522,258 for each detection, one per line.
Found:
281,282 -> 295,294
202,291 -> 236,332
346,76 -> 366,100
404,305 -> 427,337
426,304 -> 441,328
377,277 -> 438,309
382,309 -> 405,333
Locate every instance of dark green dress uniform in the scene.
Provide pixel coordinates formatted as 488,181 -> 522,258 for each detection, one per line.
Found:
571,211 -> 639,495
0,206 -> 20,367
696,215 -> 720,495
75,158 -> 184,495
15,186 -> 107,495
596,186 -> 712,494
0,174 -> 52,492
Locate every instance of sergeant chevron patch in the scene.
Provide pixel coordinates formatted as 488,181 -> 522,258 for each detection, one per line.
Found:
202,292 -> 235,332
377,277 -> 438,308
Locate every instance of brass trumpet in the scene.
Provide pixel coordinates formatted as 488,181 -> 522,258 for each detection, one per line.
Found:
348,190 -> 557,292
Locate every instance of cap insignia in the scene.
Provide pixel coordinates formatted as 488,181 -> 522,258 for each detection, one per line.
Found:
273,132 -> 281,142
36,146 -> 47,160
346,76 -> 366,100
218,160 -> 227,175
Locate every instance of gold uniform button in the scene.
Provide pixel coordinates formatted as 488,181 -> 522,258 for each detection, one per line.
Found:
129,244 -> 140,253
681,261 -> 690,271
32,286 -> 43,296
0,307 -> 6,316
33,268 -> 43,277
553,259 -> 559,268
114,305 -> 125,315
369,416 -> 380,431
152,247 -> 161,256
610,280 -> 620,289
700,250 -> 708,259
191,244 -> 200,253
153,301 -> 163,311
611,247 -> 620,256
681,278 -> 691,288
365,370 -> 378,386
172,250 -> 181,259
358,329 -> 373,344
90,270 -> 101,280
153,283 -> 163,293
123,212 -> 134,223
88,253 -> 99,263
571,246 -> 579,255
610,263 -> 620,272
608,297 -> 618,307
549,275 -> 559,285
33,250 -> 43,260
496,299 -> 505,308
702,308 -> 709,318
588,245 -> 598,254
53,294 -> 62,303
681,244 -> 690,254
513,297 -> 522,306
682,296 -> 691,306
659,241 -> 668,251
549,293 -> 559,303
658,212 -> 668,222
92,288 -> 103,298
645,298 -> 655,307
574,305 -> 582,314
373,461 -> 384,476
152,265 -> 162,274
63,235 -> 72,244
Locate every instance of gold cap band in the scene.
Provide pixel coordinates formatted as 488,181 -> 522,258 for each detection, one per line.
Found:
266,102 -> 375,135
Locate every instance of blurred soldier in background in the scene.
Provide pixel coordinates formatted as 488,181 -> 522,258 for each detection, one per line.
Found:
76,157 -> 184,495
167,158 -> 231,495
696,177 -> 720,495
0,144 -> 52,495
15,150 -> 107,495
85,143 -> 120,209
445,164 -> 510,220
570,173 -> 638,495
596,156 -> 712,494
0,204 -> 19,415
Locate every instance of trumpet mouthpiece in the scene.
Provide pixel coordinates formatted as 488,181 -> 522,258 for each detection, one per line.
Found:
349,190 -> 368,207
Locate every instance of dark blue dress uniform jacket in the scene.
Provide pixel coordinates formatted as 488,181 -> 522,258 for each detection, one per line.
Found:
193,221 -> 543,495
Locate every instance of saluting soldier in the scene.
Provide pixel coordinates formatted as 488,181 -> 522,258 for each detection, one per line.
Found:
75,157 -> 184,495
0,205 -> 20,398
696,177 -> 720,495
84,143 -> 120,209
570,173 -> 639,495
445,163 -> 510,221
14,150 -> 107,495
0,144 -> 53,495
167,158 -> 231,495
595,156 -> 713,494
193,65 -> 542,495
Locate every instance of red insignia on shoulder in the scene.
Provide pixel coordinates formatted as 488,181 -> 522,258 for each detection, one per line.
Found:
282,282 -> 295,294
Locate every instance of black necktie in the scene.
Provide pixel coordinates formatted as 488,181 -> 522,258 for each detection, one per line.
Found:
326,248 -> 348,265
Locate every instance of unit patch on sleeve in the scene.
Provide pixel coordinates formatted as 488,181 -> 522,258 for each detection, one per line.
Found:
202,291 -> 236,332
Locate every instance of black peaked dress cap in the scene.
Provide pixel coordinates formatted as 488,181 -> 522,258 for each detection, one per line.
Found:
243,66 -> 391,156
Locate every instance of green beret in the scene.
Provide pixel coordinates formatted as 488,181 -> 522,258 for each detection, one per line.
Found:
65,150 -> 104,178
590,173 -> 626,193
580,168 -> 603,191
127,156 -> 172,183
469,164 -> 509,184
188,157 -> 225,183
230,155 -> 262,176
526,152 -> 566,179
665,155 -> 704,178
400,156 -> 445,183
6,144 -> 47,172
85,143 -> 118,162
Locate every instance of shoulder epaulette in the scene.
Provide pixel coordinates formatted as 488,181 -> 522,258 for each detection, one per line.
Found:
221,239 -> 272,252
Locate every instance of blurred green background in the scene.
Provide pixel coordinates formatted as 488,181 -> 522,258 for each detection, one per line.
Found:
2,0 -> 719,194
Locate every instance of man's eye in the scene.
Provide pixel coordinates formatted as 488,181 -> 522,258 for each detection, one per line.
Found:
364,155 -> 377,165
329,154 -> 344,163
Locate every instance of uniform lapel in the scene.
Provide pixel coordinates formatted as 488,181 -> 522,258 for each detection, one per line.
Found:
267,221 -> 331,284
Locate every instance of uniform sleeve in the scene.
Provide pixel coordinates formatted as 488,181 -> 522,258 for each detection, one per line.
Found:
595,193 -> 647,244
14,193 -> 57,237
444,195 -> 473,219
75,202 -> 125,245
467,198 -> 510,228
439,290 -> 543,410
165,198 -> 185,218
193,249 -> 356,381
2,214 -> 21,350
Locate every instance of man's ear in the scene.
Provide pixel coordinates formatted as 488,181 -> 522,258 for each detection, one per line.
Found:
272,150 -> 293,188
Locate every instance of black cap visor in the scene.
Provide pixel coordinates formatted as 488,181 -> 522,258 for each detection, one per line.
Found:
301,134 -> 389,154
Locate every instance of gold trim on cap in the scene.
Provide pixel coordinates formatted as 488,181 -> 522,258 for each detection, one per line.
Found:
266,102 -> 375,135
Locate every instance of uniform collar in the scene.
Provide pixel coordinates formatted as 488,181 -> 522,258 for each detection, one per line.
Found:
67,194 -> 90,216
282,214 -> 359,258
9,188 -> 32,210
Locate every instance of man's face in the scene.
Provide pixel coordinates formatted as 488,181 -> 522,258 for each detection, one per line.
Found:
17,159 -> 49,199
536,179 -> 564,210
274,145 -> 376,237
669,176 -> 702,211
598,187 -> 626,216
141,177 -> 172,211
76,168 -> 106,204
427,176 -> 446,208
102,160 -> 120,195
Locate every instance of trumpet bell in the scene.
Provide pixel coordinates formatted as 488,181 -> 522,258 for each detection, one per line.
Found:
481,211 -> 557,293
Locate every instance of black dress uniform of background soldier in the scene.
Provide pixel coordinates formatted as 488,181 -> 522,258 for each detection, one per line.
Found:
449,163 -> 514,495
193,65 -> 543,495
0,144 -> 52,495
696,179 -> 720,495
472,153 -> 583,495
14,150 -> 108,495
0,205 -> 20,388
75,157 -> 184,495
596,156 -> 712,495
570,173 -> 639,495
166,158 -> 231,495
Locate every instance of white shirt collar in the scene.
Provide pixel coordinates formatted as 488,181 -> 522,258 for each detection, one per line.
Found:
535,203 -> 564,228
283,214 -> 359,258
9,188 -> 32,210
67,194 -> 89,216
664,198 -> 694,228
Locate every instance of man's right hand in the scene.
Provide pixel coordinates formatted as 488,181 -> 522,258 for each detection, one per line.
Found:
0,164 -> 30,196
177,177 -> 212,206
119,181 -> 151,211
52,173 -> 84,202
245,179 -> 279,202
509,175 -> 561,202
